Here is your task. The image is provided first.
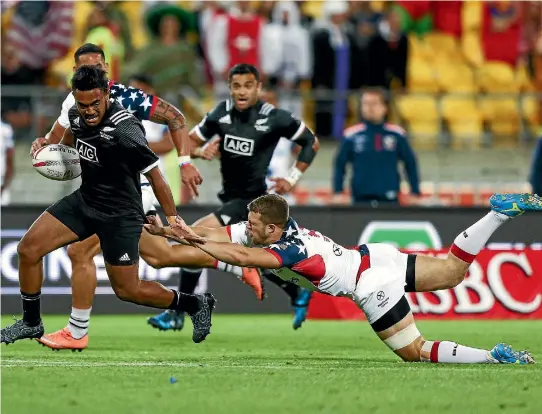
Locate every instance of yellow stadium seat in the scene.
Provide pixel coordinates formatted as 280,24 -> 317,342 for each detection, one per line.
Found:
480,97 -> 521,137
477,62 -> 518,93
462,1 -> 482,32
302,1 -> 323,19
396,95 -> 440,149
462,32 -> 484,68
408,35 -> 431,61
408,59 -> 438,93
441,96 -> 483,148
437,63 -> 476,93
423,32 -> 460,62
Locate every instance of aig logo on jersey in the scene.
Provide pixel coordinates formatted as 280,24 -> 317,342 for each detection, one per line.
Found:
77,140 -> 99,163
224,134 -> 254,156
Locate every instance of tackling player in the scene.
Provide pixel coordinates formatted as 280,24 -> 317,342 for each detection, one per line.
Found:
147,63 -> 320,332
148,193 -> 540,364
1,66 -> 215,346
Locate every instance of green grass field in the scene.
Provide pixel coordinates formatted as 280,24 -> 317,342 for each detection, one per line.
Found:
2,315 -> 541,414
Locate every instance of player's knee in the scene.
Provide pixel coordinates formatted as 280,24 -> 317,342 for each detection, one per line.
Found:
67,243 -> 93,265
112,284 -> 136,302
17,237 -> 41,263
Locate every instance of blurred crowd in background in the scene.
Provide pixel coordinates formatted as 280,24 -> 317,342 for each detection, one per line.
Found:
1,0 -> 542,207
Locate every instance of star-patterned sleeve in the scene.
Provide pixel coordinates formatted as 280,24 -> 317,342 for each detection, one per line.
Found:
109,82 -> 158,122
264,240 -> 308,267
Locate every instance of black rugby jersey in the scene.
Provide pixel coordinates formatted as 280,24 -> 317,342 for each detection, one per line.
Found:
68,100 -> 159,217
192,100 -> 312,201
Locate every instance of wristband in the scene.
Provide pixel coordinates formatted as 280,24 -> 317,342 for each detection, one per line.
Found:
178,156 -> 191,168
284,167 -> 303,187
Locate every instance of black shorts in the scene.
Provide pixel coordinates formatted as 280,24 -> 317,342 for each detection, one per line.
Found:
214,198 -> 255,226
47,191 -> 143,266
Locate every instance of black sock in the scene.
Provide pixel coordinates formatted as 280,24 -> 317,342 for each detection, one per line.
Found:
21,290 -> 41,326
261,271 -> 299,303
168,290 -> 199,315
178,268 -> 202,294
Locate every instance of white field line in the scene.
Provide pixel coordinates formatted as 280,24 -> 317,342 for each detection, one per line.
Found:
0,359 -> 535,371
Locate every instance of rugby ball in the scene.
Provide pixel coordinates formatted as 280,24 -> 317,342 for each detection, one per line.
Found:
32,144 -> 81,181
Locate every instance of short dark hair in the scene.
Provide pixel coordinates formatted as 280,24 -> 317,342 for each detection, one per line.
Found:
74,43 -> 105,63
129,73 -> 154,88
362,87 -> 388,105
71,65 -> 109,92
228,63 -> 260,82
248,194 -> 289,227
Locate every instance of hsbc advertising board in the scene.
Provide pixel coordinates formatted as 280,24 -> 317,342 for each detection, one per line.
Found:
1,205 -> 541,317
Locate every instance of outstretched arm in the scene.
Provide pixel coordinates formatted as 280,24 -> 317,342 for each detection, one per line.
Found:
195,240 -> 282,269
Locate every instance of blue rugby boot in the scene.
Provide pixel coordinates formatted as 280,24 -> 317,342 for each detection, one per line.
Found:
147,310 -> 184,332
292,288 -> 313,330
490,193 -> 542,218
488,343 -> 535,364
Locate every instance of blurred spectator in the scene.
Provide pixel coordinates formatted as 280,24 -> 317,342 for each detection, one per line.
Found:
367,8 -> 408,91
260,85 -> 299,205
311,0 -> 363,140
333,88 -> 420,206
92,1 -> 134,60
266,1 -> 311,117
296,1 -> 315,28
194,1 -> 228,84
5,0 -> 73,76
1,43 -> 49,134
256,0 -> 276,22
122,3 -> 203,98
431,1 -> 462,38
481,1 -> 522,66
1,120 -> 15,206
394,0 -> 432,37
128,74 -> 174,168
84,2 -> 125,81
349,0 -> 382,50
206,1 -> 277,99
529,137 -> 542,195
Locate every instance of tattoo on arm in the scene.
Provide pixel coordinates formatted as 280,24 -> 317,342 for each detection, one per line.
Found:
150,98 -> 186,131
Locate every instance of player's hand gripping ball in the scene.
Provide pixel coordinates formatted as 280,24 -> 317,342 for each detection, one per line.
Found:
32,144 -> 82,181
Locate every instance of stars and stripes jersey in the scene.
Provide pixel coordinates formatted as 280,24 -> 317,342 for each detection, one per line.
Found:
192,100 -> 313,202
68,100 -> 159,218
57,81 -> 157,129
227,218 -> 366,297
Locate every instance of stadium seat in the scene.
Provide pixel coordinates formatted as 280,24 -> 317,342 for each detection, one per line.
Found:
396,95 -> 440,149
477,62 -> 517,93
441,96 -> 483,148
407,59 -> 439,93
437,63 -> 476,93
480,97 -> 521,139
408,35 -> 432,62
423,32 -> 461,62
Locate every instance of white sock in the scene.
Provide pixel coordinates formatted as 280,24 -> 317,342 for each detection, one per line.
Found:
451,212 -> 509,262
68,307 -> 91,339
422,341 -> 495,364
214,261 -> 243,278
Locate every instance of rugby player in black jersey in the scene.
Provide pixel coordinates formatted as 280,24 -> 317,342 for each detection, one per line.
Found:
147,63 -> 320,332
1,66 -> 215,346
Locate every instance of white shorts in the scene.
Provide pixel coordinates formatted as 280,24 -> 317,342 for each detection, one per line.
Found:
141,184 -> 157,214
353,244 -> 413,329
